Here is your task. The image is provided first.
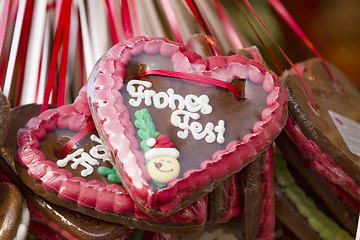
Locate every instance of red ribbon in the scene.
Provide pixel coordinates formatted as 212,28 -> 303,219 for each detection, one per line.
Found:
129,0 -> 142,35
242,0 -> 316,110
234,1 -> 283,73
14,0 -> 34,107
105,0 -> 121,44
58,121 -> 96,159
57,0 -> 72,107
138,70 -> 241,99
268,0 -> 337,85
212,0 -> 244,49
121,0 -> 134,40
160,0 -> 183,43
184,0 -> 214,37
0,0 -> 10,58
77,18 -> 86,87
41,0 -> 73,113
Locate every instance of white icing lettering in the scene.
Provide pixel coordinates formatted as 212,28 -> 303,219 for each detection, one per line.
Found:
127,80 -> 152,107
153,91 -> 169,109
144,89 -> 156,106
171,110 -> 225,144
57,135 -> 112,177
167,88 -> 185,110
89,135 -> 112,163
127,80 -> 212,113
198,95 -> 212,114
184,94 -> 212,114
191,121 -> 216,143
127,79 -> 226,144
171,110 -> 200,139
215,120 -> 226,144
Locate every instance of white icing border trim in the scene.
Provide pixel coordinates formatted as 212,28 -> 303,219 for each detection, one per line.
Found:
145,148 -> 180,160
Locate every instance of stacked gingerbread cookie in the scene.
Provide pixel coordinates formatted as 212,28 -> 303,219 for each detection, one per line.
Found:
0,35 -> 288,239
274,58 -> 360,240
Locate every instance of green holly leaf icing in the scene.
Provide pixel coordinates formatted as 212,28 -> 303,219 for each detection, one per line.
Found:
134,108 -> 161,153
98,166 -> 121,184
274,154 -> 353,240
126,229 -> 144,240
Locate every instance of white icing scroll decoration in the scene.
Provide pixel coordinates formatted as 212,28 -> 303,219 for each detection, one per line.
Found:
127,80 -> 226,144
57,149 -> 99,177
57,134 -> 112,177
89,134 -> 112,163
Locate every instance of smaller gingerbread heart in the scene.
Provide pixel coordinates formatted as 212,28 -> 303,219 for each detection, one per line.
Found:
15,87 -> 207,235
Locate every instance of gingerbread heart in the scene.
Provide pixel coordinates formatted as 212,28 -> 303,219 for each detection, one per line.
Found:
277,58 -> 360,235
87,36 -> 287,215
15,88 -> 207,235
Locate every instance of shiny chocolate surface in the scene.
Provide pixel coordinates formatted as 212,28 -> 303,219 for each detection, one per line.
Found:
123,53 -> 269,178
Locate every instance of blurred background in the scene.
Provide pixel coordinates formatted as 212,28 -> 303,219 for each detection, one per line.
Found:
280,0 -> 360,89
1,0 -> 359,107
222,0 -> 360,89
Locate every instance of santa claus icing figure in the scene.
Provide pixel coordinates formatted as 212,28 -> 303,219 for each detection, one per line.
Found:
145,135 -> 181,187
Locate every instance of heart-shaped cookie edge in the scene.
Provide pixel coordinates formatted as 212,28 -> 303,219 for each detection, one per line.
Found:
88,36 -> 288,215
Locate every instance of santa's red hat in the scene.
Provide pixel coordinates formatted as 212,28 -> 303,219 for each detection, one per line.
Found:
145,135 -> 180,160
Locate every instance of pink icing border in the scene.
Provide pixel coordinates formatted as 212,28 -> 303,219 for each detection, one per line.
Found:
89,36 -> 287,214
284,115 -> 360,210
222,174 -> 241,221
16,86 -> 207,226
257,146 -> 275,240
